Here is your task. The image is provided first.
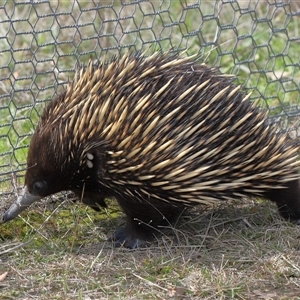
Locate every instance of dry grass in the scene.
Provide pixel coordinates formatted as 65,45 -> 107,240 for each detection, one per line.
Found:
1,196 -> 300,299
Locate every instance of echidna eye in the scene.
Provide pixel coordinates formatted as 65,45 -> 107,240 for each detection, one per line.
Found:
32,180 -> 47,193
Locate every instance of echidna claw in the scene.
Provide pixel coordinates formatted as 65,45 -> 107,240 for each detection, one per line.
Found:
109,226 -> 147,249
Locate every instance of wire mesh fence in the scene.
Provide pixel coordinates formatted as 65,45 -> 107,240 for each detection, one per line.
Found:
0,0 -> 300,195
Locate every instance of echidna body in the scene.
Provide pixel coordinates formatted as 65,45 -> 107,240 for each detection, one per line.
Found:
3,52 -> 300,248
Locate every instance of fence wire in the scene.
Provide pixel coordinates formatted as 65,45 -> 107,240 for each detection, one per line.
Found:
0,0 -> 300,195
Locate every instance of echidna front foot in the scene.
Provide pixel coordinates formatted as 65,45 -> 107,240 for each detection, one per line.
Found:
109,224 -> 148,249
266,179 -> 300,224
110,225 -> 146,249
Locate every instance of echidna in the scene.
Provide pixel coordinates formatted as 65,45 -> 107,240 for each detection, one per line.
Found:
3,52 -> 300,248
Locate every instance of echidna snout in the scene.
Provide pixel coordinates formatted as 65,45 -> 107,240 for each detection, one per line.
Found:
3,52 -> 300,248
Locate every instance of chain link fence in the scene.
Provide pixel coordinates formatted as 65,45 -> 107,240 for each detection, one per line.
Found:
0,0 -> 300,196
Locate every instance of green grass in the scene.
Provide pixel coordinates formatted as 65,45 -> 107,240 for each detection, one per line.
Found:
1,0 -> 299,182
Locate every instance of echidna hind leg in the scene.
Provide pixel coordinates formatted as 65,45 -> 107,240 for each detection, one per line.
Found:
266,179 -> 300,224
111,198 -> 186,249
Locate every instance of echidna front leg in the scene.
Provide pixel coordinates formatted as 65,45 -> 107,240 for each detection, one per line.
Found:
266,179 -> 300,224
73,190 -> 108,211
110,221 -> 151,249
111,196 -> 186,249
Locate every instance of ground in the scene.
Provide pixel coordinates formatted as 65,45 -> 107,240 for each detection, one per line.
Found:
1,193 -> 300,299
